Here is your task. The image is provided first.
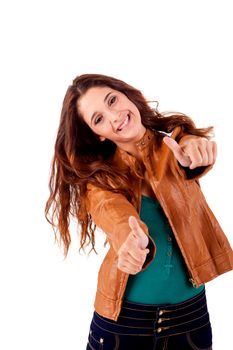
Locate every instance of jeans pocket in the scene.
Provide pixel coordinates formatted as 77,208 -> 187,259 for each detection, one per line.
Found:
186,322 -> 212,350
88,328 -> 104,350
88,325 -> 119,350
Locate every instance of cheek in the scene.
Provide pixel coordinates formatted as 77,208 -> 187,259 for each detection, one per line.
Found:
93,124 -> 111,137
129,103 -> 140,119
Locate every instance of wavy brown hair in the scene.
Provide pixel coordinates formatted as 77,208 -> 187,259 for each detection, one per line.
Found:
45,73 -> 213,256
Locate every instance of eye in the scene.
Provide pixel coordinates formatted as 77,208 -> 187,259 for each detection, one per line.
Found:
109,95 -> 116,105
94,115 -> 103,125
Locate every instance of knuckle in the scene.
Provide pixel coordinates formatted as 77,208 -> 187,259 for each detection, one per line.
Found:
201,137 -> 208,144
126,235 -> 132,243
141,254 -> 146,264
117,262 -> 122,270
212,141 -> 217,151
212,141 -> 217,147
131,267 -> 141,275
118,250 -> 124,258
193,160 -> 202,167
117,254 -> 125,264
190,139 -> 197,146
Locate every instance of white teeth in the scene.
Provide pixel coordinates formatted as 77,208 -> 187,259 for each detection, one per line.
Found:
117,115 -> 129,131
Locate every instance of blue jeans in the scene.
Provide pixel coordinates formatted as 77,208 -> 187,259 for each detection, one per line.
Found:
86,288 -> 212,349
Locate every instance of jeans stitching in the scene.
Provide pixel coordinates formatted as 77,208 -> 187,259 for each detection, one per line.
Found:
93,319 -> 154,336
157,321 -> 210,339
159,295 -> 206,314
121,296 -> 205,313
155,311 -> 209,332
89,328 -> 120,350
118,315 -> 155,320
160,304 -> 207,320
87,340 -> 98,350
94,313 -> 154,330
93,309 -> 209,335
122,289 -> 205,312
114,334 -> 120,350
186,330 -> 212,350
122,306 -> 159,313
105,303 -> 207,324
162,337 -> 169,350
89,330 -> 101,344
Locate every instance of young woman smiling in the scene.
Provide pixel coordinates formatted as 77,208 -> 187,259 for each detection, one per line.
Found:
45,73 -> 233,350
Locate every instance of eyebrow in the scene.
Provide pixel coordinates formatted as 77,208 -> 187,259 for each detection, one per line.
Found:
91,91 -> 112,123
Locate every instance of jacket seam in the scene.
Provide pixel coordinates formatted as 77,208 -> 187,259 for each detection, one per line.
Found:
96,275 -> 128,302
192,249 -> 233,270
96,289 -> 122,302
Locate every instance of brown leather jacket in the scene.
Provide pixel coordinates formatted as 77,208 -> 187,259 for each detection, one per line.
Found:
85,126 -> 233,321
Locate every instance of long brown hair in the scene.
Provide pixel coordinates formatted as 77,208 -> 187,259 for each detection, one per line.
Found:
45,73 -> 213,256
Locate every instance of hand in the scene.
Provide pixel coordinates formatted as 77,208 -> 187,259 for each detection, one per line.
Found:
163,135 -> 217,169
117,216 -> 150,275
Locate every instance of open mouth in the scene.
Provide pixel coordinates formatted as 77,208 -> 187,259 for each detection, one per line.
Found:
116,114 -> 130,132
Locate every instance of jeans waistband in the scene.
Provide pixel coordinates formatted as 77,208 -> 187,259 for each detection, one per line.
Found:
92,288 -> 210,338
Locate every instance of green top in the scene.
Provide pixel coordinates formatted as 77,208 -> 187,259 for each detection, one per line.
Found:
124,195 -> 204,304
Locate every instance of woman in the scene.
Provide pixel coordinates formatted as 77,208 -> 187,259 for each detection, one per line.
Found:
45,73 -> 233,349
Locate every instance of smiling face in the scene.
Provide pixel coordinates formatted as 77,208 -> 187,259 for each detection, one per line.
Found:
77,86 -> 146,149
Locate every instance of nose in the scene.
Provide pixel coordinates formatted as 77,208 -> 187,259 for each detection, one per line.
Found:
107,110 -> 125,124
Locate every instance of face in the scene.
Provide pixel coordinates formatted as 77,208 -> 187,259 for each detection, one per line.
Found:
77,86 -> 146,147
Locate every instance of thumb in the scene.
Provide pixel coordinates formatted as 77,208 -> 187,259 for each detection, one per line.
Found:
128,216 -> 143,235
128,216 -> 149,248
163,136 -> 190,167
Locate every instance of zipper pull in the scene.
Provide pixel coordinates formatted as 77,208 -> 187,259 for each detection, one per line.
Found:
189,278 -> 197,288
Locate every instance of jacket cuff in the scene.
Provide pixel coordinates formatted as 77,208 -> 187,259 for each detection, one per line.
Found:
177,163 -> 213,180
142,236 -> 156,270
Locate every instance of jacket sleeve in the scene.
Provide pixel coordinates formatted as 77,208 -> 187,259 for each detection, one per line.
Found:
85,183 -> 156,269
171,126 -> 214,180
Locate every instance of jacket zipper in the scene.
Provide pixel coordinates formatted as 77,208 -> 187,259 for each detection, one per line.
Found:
189,278 -> 198,288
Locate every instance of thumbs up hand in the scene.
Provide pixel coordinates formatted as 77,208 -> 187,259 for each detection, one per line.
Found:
117,216 -> 150,275
163,135 -> 217,170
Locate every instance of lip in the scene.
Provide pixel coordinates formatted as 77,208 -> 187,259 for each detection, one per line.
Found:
115,114 -> 130,132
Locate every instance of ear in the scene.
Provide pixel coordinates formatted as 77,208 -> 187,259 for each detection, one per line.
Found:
99,136 -> 106,142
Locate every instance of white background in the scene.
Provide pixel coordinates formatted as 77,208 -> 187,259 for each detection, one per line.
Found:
0,0 -> 232,349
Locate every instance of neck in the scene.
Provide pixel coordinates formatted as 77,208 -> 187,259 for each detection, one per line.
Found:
115,127 -> 147,161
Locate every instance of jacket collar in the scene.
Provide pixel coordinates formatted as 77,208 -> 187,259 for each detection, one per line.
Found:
115,128 -> 155,162
135,128 -> 155,151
